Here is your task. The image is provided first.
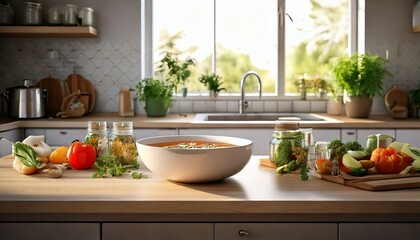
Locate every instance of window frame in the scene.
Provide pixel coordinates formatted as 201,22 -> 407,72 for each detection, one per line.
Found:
140,0 -> 358,100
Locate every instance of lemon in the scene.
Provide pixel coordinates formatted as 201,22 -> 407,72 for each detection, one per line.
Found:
49,146 -> 69,164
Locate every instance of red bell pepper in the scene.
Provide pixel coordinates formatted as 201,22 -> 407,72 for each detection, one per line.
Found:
67,141 -> 97,170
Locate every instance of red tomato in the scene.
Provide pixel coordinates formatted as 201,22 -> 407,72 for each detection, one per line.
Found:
370,147 -> 413,174
67,141 -> 97,170
316,158 -> 332,174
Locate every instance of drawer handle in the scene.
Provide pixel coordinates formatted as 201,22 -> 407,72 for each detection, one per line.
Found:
238,229 -> 248,237
59,131 -> 68,135
346,132 -> 355,135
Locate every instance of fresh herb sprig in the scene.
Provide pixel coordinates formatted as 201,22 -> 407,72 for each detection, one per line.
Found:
93,154 -> 143,179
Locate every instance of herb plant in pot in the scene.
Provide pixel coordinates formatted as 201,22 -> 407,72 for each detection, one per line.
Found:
326,79 -> 343,116
135,77 -> 173,117
198,73 -> 226,98
332,53 -> 390,118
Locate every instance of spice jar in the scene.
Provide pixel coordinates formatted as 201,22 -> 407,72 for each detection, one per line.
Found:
85,121 -> 109,157
269,121 -> 306,165
23,2 -> 42,25
111,121 -> 138,165
78,7 -> 94,26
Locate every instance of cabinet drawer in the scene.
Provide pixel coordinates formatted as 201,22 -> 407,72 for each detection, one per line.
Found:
215,223 -> 337,240
340,223 -> 420,240
0,223 -> 100,240
102,223 -> 213,240
45,129 -> 86,146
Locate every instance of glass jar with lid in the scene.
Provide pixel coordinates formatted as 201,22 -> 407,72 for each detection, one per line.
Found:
85,121 -> 109,157
269,121 -> 306,166
111,121 -> 138,165
23,2 -> 42,25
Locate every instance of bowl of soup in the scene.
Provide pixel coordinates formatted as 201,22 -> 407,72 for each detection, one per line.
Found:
136,135 -> 253,183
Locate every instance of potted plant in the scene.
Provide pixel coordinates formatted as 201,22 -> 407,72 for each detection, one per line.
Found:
136,51 -> 195,117
135,77 -> 173,117
310,76 -> 328,99
198,73 -> 226,98
409,87 -> 420,118
332,53 -> 391,118
326,79 -> 343,116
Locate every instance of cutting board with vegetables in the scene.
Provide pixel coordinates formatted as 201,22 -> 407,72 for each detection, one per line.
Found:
36,77 -> 63,116
314,171 -> 420,191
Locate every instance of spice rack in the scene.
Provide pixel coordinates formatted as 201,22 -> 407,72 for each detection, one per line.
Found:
0,26 -> 97,38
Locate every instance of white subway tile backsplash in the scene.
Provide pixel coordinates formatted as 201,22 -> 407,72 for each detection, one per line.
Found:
214,100 -> 228,112
179,100 -> 194,113
264,101 -> 278,112
293,101 -> 311,113
227,101 -> 239,113
277,101 -> 292,112
310,100 -> 327,113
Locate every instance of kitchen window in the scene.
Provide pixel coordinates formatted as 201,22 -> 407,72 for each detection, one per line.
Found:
141,0 -> 355,98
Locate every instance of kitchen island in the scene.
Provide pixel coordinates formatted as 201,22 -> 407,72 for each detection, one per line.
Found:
1,155 -> 420,239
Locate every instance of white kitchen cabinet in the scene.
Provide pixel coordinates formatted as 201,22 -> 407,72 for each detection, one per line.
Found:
0,129 -> 23,157
102,223 -> 213,240
0,223 -> 100,240
179,128 -> 273,155
215,223 -> 337,240
396,129 -> 420,146
25,128 -> 46,137
312,129 -> 341,142
341,129 -> 357,143
134,128 -> 178,140
339,223 -> 420,240
45,129 -> 86,147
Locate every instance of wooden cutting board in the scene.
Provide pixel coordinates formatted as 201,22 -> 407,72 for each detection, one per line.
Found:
36,77 -> 63,116
65,74 -> 96,113
384,84 -> 409,112
314,171 -> 420,191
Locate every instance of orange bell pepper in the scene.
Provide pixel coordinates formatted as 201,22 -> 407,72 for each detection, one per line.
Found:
370,146 -> 413,174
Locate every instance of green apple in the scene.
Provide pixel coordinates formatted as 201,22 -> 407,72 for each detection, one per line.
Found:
342,153 -> 363,171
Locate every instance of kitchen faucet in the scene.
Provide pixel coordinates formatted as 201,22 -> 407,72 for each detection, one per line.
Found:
239,71 -> 262,114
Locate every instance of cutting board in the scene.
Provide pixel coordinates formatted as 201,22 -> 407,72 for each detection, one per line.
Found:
65,74 -> 96,113
36,77 -> 64,116
314,171 -> 420,191
384,84 -> 409,116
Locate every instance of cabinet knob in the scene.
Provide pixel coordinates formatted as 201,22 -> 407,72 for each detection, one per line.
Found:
238,229 -> 248,237
59,131 -> 68,135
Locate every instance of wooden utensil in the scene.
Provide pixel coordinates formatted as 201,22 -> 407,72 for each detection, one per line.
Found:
36,77 -> 63,116
65,74 -> 96,113
385,84 -> 409,114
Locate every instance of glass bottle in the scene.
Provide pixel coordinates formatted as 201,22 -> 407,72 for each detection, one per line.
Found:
111,121 -> 138,165
269,121 -> 306,165
85,121 -> 109,157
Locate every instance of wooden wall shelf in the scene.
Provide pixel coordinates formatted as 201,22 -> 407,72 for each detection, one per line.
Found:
0,26 -> 97,38
413,25 -> 420,33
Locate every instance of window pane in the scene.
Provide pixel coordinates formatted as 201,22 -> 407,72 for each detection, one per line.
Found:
285,0 -> 349,95
153,0 -> 213,93
216,0 -> 277,93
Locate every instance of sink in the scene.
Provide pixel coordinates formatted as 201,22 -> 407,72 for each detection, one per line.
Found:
196,113 -> 326,121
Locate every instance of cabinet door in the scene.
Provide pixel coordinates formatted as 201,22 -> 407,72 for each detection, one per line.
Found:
396,129 -> 420,146
215,223 -> 337,240
341,129 -> 357,143
179,128 -> 273,155
313,129 -> 341,142
340,223 -> 420,240
356,129 -> 395,145
25,128 -> 46,137
102,223 -> 213,240
0,223 -> 100,240
45,129 -> 86,147
134,128 -> 178,140
0,129 -> 23,157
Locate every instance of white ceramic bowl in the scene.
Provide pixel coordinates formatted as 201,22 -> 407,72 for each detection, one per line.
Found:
136,135 -> 253,183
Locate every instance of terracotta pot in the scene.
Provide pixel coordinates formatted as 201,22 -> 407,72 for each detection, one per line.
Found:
343,95 -> 372,118
327,98 -> 342,116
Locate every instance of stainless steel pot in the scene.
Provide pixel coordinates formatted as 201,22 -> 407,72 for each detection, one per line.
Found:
2,80 -> 47,118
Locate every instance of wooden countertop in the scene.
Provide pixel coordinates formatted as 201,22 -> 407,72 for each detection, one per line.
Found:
1,155 -> 420,220
1,113 -> 420,132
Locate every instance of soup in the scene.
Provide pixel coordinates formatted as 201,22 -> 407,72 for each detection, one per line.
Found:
150,141 -> 236,149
